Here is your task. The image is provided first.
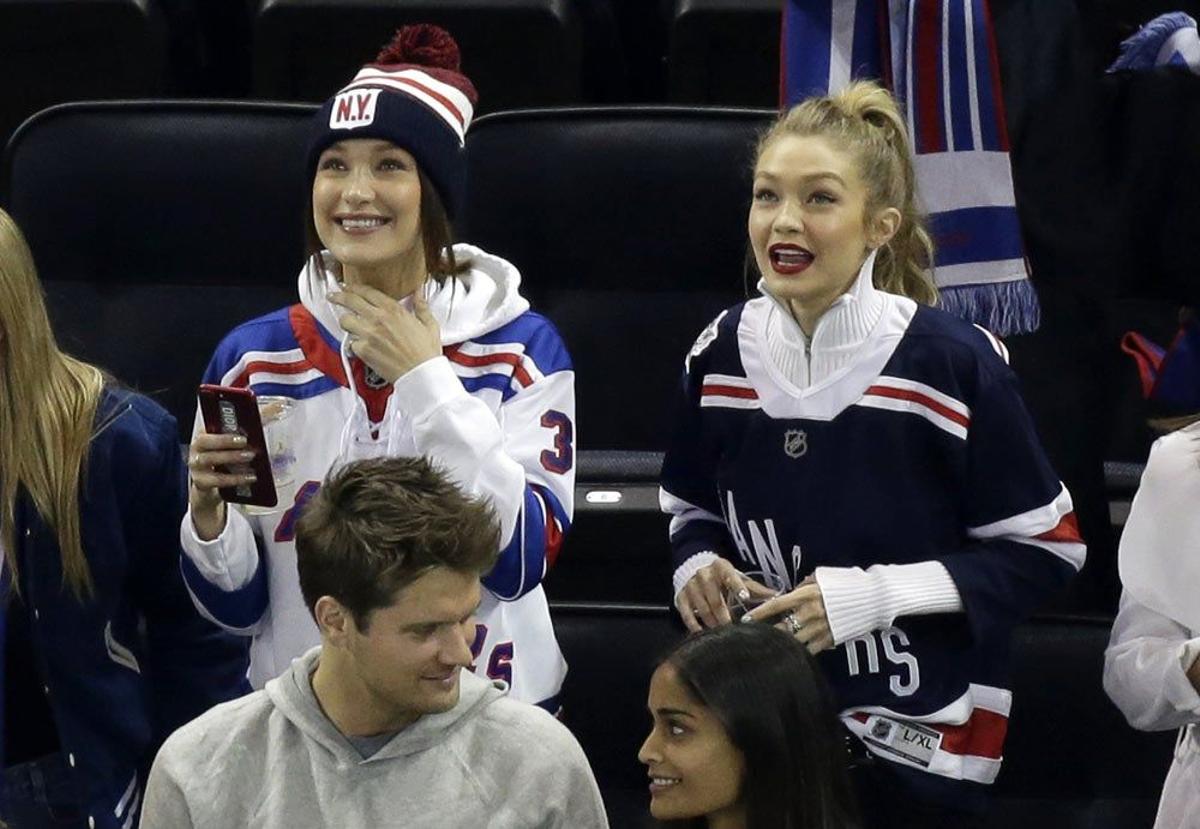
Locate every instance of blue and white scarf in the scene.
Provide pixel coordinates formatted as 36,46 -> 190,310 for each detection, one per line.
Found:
781,0 -> 1039,336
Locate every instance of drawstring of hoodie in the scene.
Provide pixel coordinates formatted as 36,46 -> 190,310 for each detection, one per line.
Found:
333,277 -> 424,466
335,335 -> 366,465
308,256 -> 369,466
335,326 -> 411,465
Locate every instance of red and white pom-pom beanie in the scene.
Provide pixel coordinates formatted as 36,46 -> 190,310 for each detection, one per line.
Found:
306,24 -> 479,218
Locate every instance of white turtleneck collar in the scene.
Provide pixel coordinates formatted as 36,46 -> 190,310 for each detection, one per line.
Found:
758,249 -> 886,392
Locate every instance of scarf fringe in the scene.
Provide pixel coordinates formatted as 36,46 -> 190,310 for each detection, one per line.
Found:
937,280 -> 1041,337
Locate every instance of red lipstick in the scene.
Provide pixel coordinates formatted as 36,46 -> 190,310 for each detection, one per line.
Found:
768,243 -> 813,275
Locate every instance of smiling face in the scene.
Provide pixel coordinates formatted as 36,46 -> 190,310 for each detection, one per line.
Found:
312,139 -> 425,288
331,566 -> 481,733
638,664 -> 746,827
749,133 -> 898,333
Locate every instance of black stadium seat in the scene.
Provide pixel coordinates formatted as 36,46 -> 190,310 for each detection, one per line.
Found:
253,0 -> 586,113
463,106 -> 773,461
462,106 -> 774,602
667,0 -> 781,106
991,615 -> 1176,827
2,101 -> 316,436
0,0 -> 168,147
551,602 -> 679,828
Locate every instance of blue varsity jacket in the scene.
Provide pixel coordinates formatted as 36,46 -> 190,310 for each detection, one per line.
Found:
4,388 -> 249,828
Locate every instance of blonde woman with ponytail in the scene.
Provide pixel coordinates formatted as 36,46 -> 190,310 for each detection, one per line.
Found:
0,208 -> 246,829
660,82 -> 1083,828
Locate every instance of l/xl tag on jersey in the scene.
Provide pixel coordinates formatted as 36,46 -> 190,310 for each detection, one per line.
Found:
861,715 -> 942,768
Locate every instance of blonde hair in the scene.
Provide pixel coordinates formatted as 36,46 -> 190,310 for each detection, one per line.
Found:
757,80 -> 937,305
0,209 -> 104,598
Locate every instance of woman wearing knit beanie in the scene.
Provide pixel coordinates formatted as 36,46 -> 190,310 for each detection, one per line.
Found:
180,25 -> 575,711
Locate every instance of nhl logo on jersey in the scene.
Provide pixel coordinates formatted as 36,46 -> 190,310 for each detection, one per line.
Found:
783,429 -> 808,458
363,365 -> 390,390
869,718 -> 894,742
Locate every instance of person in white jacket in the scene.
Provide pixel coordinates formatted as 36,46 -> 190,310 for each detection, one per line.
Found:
144,456 -> 607,829
181,24 -> 575,706
1104,316 -> 1200,828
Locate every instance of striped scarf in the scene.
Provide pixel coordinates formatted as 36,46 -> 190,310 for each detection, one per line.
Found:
782,0 -> 1039,336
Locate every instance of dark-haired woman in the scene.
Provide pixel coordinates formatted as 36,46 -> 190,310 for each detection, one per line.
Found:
180,26 -> 576,711
0,207 -> 246,829
639,623 -> 859,829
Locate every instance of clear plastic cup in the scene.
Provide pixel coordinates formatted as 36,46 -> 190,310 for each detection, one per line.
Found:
727,569 -> 790,620
240,396 -> 295,515
258,396 -> 296,488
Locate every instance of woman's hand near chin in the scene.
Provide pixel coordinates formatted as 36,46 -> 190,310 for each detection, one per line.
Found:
329,282 -> 442,382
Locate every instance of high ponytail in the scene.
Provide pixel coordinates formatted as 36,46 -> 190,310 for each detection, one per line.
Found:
757,80 -> 937,305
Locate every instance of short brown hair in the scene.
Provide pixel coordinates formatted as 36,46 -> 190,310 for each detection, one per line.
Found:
295,456 -> 500,629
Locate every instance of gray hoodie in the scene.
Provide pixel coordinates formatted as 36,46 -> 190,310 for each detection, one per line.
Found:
141,648 -> 609,828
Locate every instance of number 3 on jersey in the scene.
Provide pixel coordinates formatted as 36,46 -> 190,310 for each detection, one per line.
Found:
540,410 -> 573,474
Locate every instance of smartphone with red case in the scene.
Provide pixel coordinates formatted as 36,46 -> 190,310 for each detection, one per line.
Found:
197,384 -> 278,508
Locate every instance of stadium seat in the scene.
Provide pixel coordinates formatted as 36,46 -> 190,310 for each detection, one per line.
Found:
551,603 -> 1176,829
462,106 -> 772,462
2,101 -> 316,436
0,0 -> 168,148
990,615 -> 1176,828
252,0 -> 587,112
551,602 -> 679,828
667,0 -> 780,106
462,106 -> 774,603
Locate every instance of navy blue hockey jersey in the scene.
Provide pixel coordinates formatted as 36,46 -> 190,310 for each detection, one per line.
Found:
660,294 -> 1085,808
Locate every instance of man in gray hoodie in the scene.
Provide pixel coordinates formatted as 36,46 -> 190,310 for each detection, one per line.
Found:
142,456 -> 609,828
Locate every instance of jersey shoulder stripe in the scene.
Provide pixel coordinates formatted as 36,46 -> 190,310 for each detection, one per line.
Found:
700,373 -> 760,410
474,311 -> 573,375
856,376 -> 971,440
207,305 -> 342,399
446,311 -> 573,401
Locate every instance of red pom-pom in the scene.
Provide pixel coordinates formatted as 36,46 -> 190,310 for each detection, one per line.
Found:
375,24 -> 461,71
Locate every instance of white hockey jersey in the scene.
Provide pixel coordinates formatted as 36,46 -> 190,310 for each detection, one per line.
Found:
180,245 -> 574,707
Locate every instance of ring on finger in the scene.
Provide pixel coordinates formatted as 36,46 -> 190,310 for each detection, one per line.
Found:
784,612 -> 803,636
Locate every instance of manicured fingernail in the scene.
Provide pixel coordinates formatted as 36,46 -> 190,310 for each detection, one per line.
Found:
740,613 -> 753,623
232,435 -> 247,445
239,451 -> 255,460
737,588 -> 750,600
244,474 -> 257,482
